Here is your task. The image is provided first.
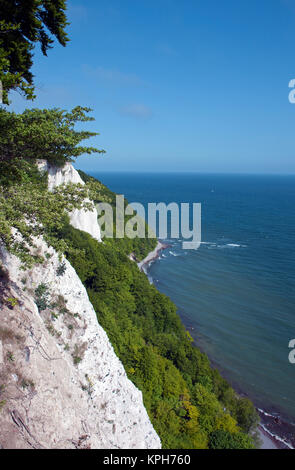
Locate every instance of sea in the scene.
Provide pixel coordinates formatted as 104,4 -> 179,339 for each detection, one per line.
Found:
89,171 -> 295,447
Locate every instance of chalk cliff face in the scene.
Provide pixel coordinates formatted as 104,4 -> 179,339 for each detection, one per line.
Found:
37,160 -> 102,242
0,162 -> 161,449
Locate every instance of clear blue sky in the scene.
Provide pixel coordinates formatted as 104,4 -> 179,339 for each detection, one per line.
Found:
10,0 -> 295,173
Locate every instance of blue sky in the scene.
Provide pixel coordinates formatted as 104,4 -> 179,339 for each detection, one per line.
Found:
10,0 -> 295,173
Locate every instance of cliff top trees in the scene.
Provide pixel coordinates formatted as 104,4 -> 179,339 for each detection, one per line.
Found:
0,0 -> 69,103
0,106 -> 105,172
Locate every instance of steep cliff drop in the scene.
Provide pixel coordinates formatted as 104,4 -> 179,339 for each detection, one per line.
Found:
0,162 -> 161,449
37,160 -> 102,242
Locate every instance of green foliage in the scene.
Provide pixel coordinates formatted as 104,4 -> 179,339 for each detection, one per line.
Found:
35,283 -> 51,311
58,216 -> 258,449
209,430 -> 255,449
0,111 -> 104,264
0,1 -> 69,103
0,137 -> 258,448
0,107 -> 105,168
232,396 -> 260,434
78,170 -> 157,260
0,399 -> 6,412
6,296 -> 18,308
73,356 -> 82,365
6,351 -> 14,362
56,261 -> 66,277
0,160 -> 100,267
216,387 -> 259,434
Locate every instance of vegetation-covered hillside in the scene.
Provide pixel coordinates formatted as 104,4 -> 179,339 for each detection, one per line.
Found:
58,173 -> 259,450
0,101 -> 259,448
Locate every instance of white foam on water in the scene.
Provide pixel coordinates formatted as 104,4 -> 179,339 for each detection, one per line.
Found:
257,408 -> 294,449
169,251 -> 181,257
260,424 -> 294,449
258,408 -> 276,418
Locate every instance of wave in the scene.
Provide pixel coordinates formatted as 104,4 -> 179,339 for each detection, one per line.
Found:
258,408 -> 295,449
258,408 -> 278,419
207,243 -> 246,249
169,251 -> 181,257
142,265 -> 154,284
259,423 -> 294,449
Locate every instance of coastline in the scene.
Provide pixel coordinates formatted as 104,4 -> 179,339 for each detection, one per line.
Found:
138,242 -> 294,450
183,322 -> 295,449
137,241 -> 169,271
257,409 -> 295,449
258,425 -> 279,449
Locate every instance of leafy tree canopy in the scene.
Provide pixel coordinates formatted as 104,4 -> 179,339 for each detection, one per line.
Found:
209,429 -> 255,449
0,106 -> 105,169
0,0 -> 69,103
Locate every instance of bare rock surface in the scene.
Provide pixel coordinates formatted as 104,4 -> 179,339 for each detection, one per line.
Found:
0,241 -> 161,449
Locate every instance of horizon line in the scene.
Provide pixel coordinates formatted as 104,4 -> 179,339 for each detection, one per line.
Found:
75,168 -> 295,177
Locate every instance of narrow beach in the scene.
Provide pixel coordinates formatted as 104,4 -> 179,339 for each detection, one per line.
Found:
138,241 -> 168,271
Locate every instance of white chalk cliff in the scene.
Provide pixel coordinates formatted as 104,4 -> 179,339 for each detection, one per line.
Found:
37,160 -> 102,242
0,162 -> 161,449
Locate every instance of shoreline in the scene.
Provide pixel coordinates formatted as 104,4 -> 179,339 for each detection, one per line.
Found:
257,409 -> 295,449
258,425 -> 280,450
139,242 -> 294,449
137,241 -> 169,271
184,323 -> 295,450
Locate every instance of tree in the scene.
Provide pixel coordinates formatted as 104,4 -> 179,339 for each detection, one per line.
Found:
209,430 -> 254,449
0,106 -> 105,172
0,0 -> 69,103
234,397 -> 259,434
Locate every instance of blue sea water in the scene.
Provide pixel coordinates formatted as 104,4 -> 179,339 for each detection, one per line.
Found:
89,172 -> 295,423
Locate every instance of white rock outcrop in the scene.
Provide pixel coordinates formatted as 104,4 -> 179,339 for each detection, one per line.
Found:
0,240 -> 161,449
37,160 -> 101,242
